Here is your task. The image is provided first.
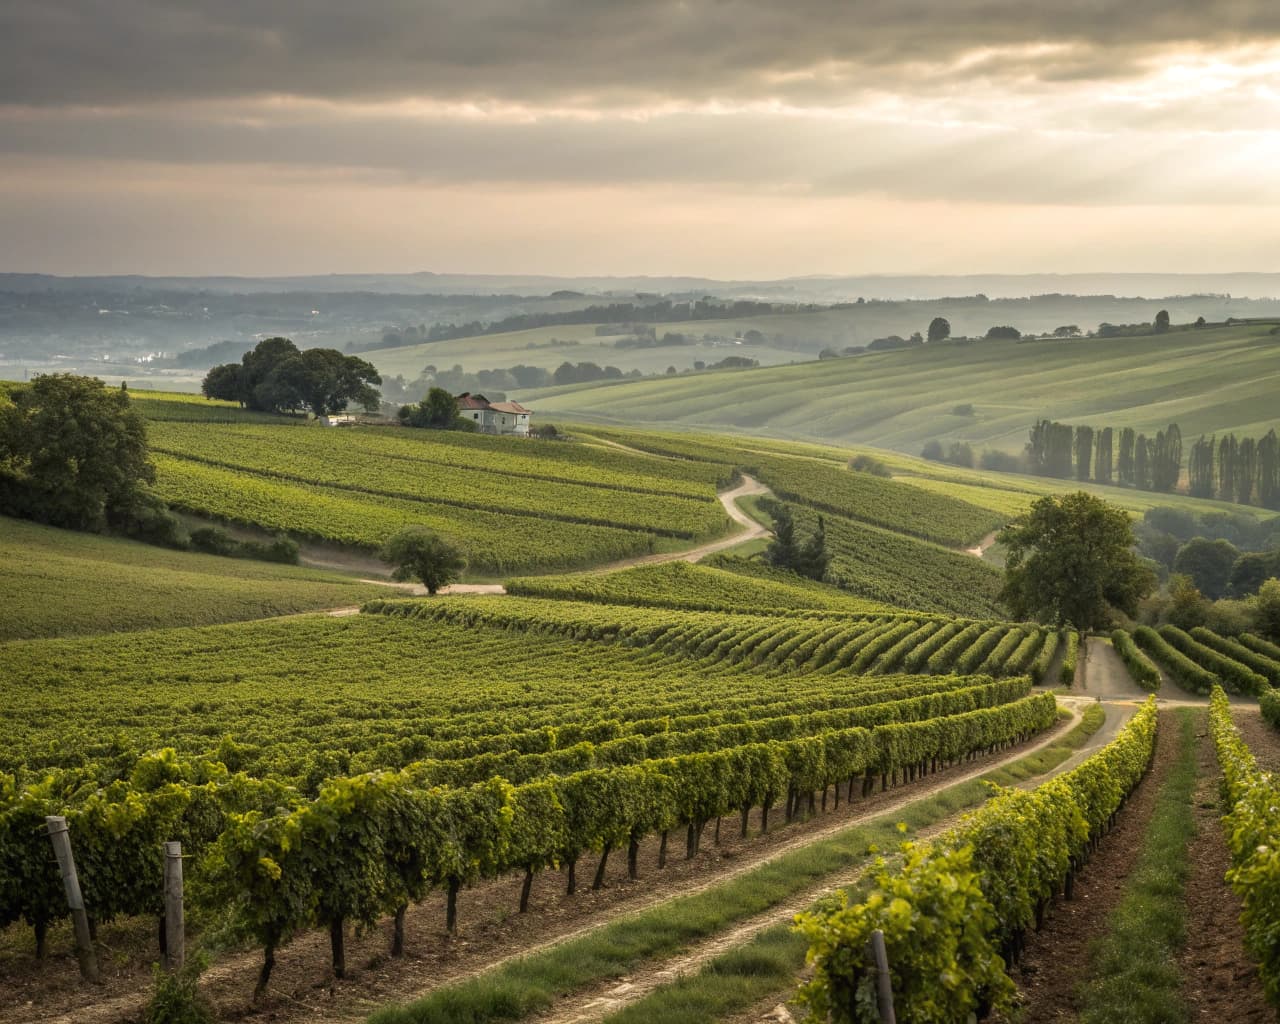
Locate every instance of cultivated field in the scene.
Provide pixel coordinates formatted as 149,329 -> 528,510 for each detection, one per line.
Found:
527,323 -> 1280,454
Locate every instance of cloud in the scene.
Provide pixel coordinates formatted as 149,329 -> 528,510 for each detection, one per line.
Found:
5,1 -> 1280,107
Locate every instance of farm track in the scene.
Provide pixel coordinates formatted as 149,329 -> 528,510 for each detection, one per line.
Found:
322,475 -> 772,611
14,705 -> 1079,1024
522,704 -> 1124,1024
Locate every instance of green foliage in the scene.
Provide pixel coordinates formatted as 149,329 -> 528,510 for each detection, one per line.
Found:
1132,625 -> 1216,693
382,526 -> 467,594
762,501 -> 829,580
142,957 -> 215,1024
1059,629 -> 1081,685
0,374 -> 155,532
798,698 -> 1158,1024
999,492 -> 1156,628
507,561 -> 886,615
1208,687 -> 1280,1007
202,337 -> 381,416
1111,629 -> 1161,690
1173,537 -> 1240,599
798,843 -> 1013,1024
398,387 -> 475,430
1157,624 -> 1269,694
1189,627 -> 1280,685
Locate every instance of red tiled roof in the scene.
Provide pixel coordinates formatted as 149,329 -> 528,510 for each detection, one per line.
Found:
489,401 -> 531,414
456,393 -> 490,410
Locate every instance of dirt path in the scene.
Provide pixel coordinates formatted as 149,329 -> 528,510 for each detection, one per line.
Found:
323,476 -> 773,612
12,709 -> 1079,1024
1178,712 -> 1272,1022
523,705 -> 1128,1024
1077,636 -> 1148,700
1005,708 -> 1182,1021
963,530 -> 999,559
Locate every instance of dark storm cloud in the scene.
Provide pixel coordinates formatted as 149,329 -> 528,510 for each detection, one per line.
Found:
4,1 -> 1280,106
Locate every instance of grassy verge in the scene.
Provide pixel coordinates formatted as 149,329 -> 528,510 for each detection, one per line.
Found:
597,705 -> 1112,1024
1075,708 -> 1198,1024
368,705 -> 1105,1024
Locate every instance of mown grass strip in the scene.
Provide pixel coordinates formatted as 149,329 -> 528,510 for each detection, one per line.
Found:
1076,708 -> 1198,1024
367,705 -> 1104,1024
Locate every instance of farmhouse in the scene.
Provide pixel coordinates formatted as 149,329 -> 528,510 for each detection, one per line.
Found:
456,392 -> 533,436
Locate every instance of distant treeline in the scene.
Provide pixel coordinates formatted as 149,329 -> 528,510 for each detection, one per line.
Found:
361,299 -> 812,352
1188,432 -> 1280,508
1023,420 -> 1280,509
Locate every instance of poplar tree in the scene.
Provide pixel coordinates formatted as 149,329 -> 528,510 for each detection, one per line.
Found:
1094,427 -> 1114,485
1074,425 -> 1094,482
1117,428 -> 1136,485
1258,429 -> 1280,510
1219,434 -> 1238,503
1188,435 -> 1216,498
1237,436 -> 1258,505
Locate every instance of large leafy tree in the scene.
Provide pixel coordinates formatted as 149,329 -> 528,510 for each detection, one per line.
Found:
0,374 -> 155,531
998,491 -> 1155,628
381,527 -> 466,594
202,337 -> 380,415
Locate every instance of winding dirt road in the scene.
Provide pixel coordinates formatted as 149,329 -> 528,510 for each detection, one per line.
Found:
326,475 -> 774,610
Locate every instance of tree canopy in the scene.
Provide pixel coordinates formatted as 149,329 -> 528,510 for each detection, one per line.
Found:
381,527 -> 467,595
763,500 -> 829,581
998,491 -> 1155,628
202,337 -> 381,416
397,387 -> 476,431
927,316 -> 951,343
0,374 -> 156,531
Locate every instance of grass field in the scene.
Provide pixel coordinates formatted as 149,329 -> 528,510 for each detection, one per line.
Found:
525,324 -> 1280,455
0,516 -> 387,640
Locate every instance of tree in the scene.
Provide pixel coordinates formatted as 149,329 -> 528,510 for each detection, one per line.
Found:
1094,427 -> 1114,485
381,527 -> 466,594
1117,427 -> 1136,485
984,325 -> 1021,340
1256,578 -> 1280,641
764,502 -> 801,570
399,387 -> 467,429
1188,435 -> 1216,498
1074,425 -> 1094,482
927,317 -> 951,343
201,363 -> 243,403
1172,537 -> 1239,600
997,491 -> 1156,628
921,440 -> 945,462
202,337 -> 381,415
0,374 -> 156,532
1154,309 -> 1171,333
794,515 -> 830,581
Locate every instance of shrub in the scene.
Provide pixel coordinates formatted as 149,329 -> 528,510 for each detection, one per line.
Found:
1058,629 -> 1080,686
188,526 -> 237,557
1111,629 -> 1161,691
142,959 -> 214,1024
847,454 -> 891,478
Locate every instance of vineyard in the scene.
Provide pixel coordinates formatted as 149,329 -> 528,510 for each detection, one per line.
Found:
1,597 -> 1062,1007
506,560 -> 891,614
134,399 -> 734,574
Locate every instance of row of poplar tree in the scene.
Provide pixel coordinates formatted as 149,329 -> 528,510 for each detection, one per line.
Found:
1026,420 -> 1183,492
1187,432 -> 1280,508
1026,420 -> 1280,508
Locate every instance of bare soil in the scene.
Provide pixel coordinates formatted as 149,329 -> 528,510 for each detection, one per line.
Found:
0,716 -> 1074,1024
1005,709 -> 1178,1022
1233,706 -> 1280,772
1177,715 -> 1271,1023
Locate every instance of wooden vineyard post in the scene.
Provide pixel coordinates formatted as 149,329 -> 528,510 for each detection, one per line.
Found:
45,816 -> 100,984
163,841 -> 185,972
866,928 -> 895,1024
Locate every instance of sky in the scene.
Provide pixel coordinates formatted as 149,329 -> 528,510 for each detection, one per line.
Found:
3,2 -> 1280,278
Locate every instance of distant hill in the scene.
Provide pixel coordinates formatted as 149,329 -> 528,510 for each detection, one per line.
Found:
527,322 -> 1280,454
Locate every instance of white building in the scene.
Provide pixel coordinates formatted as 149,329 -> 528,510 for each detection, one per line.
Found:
456,393 -> 533,436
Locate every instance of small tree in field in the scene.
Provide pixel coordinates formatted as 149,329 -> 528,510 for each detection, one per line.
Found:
381,527 -> 466,594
